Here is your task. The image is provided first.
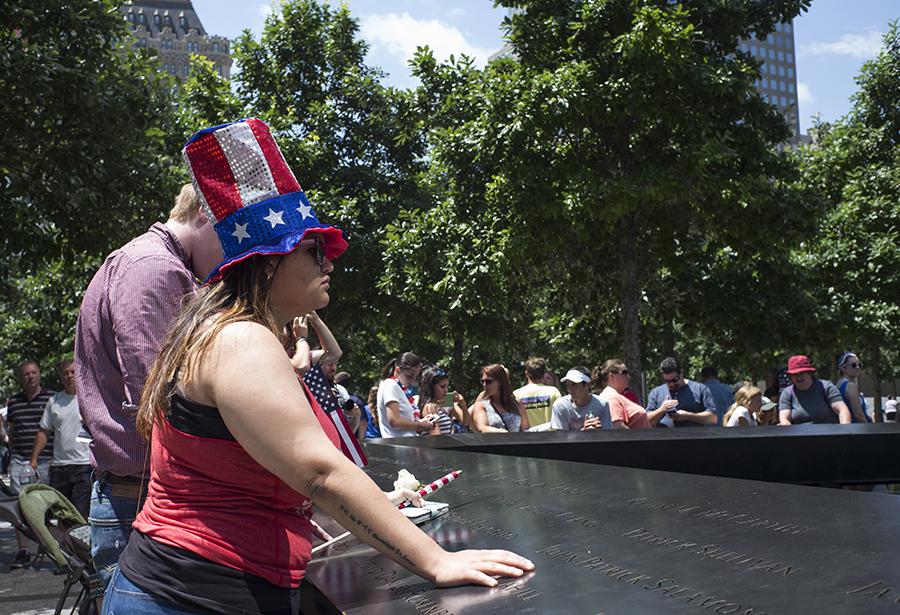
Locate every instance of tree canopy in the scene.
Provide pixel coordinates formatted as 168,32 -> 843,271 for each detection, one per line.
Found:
1,1 -> 897,407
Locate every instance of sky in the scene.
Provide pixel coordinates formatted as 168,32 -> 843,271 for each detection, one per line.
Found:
193,0 -> 898,134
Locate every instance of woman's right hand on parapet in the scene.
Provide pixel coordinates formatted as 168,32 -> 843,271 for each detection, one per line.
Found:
431,549 -> 535,588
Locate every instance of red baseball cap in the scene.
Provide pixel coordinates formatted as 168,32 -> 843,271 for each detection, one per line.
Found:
786,355 -> 816,375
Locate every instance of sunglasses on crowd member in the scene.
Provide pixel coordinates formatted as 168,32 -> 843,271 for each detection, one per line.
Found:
663,374 -> 680,385
847,362 -> 862,369
613,369 -> 630,376
481,377 -> 495,386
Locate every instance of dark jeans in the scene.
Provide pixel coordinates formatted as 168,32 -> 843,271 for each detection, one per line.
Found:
49,464 -> 93,519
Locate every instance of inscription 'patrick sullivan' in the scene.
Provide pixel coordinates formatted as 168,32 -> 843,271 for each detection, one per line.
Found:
623,528 -> 798,576
536,544 -> 768,615
627,497 -> 809,535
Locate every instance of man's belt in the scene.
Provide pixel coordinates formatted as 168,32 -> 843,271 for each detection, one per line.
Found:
97,471 -> 145,498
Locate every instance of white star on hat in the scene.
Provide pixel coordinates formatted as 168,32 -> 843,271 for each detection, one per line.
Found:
264,208 -> 285,228
297,203 -> 313,220
232,222 -> 250,244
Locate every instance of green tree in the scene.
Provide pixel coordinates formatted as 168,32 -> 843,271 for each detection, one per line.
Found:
482,0 -> 814,389
0,0 -> 181,388
797,22 -> 900,419
0,0 -> 180,267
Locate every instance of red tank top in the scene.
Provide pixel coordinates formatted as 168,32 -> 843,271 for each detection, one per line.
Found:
133,380 -> 341,588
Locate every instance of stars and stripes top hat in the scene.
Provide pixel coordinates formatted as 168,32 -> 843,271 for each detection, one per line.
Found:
183,118 -> 348,283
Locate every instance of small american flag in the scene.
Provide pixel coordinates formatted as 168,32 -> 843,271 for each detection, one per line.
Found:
303,364 -> 367,467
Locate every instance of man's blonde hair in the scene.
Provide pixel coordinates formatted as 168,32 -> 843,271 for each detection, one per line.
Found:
169,183 -> 201,222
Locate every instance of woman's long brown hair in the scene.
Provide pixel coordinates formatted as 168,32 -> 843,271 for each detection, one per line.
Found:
136,255 -> 281,439
482,363 -> 519,415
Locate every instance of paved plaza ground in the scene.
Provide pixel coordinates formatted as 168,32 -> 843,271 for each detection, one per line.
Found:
0,518 -> 78,615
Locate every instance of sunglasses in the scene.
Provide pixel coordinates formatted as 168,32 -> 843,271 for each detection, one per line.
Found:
613,369 -> 630,376
480,378 -> 495,386
302,237 -> 326,267
663,375 -> 680,385
847,362 -> 862,369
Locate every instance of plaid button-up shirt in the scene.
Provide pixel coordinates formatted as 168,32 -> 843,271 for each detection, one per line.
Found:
75,223 -> 197,477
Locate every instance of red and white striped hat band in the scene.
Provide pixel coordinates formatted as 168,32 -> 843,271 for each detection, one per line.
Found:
183,118 -> 347,283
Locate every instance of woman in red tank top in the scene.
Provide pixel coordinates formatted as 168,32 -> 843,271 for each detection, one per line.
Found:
102,119 -> 533,615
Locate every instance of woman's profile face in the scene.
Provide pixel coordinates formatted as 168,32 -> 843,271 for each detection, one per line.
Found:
433,378 -> 449,398
481,372 -> 499,395
269,240 -> 334,317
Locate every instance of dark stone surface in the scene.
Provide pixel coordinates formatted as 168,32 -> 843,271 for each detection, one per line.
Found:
306,443 -> 900,614
371,423 -> 900,485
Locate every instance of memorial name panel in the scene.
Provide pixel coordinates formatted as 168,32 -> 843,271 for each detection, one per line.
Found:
305,445 -> 900,614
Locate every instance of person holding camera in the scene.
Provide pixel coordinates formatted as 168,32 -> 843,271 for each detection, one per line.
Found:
419,366 -> 469,435
645,357 -> 718,427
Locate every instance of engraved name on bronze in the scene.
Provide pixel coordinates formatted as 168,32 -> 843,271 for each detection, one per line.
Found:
443,511 -> 518,540
535,545 -> 769,614
627,498 -> 809,535
845,580 -> 900,605
622,528 -> 798,576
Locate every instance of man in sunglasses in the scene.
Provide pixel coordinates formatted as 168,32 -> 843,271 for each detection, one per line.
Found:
74,184 -> 223,589
646,357 -> 718,427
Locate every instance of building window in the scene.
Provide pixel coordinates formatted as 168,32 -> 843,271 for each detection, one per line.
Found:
162,39 -> 173,50
781,80 -> 788,92
768,48 -> 775,60
761,78 -> 768,88
780,96 -> 787,106
180,16 -> 187,29
212,42 -> 220,53
777,51 -> 785,61
788,83 -> 795,93
778,65 -> 785,76
787,53 -> 793,64
154,14 -> 161,26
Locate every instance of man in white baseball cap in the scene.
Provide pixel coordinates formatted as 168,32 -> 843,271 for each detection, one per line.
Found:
550,367 -> 612,431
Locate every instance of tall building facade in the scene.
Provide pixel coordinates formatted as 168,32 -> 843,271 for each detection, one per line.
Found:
739,21 -> 801,137
122,1 -> 231,80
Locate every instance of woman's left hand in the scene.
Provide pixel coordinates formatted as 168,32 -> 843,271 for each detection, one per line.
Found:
385,488 -> 424,508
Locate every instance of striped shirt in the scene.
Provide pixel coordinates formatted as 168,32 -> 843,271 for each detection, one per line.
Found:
75,223 -> 198,477
7,388 -> 55,459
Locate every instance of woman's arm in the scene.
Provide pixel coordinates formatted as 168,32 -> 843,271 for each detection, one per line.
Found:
193,323 -> 533,587
421,403 -> 441,436
307,312 -> 342,366
517,400 -> 530,432
470,401 -> 507,433
385,400 -> 433,432
452,393 -> 469,429
844,381 -> 866,422
289,317 -> 311,375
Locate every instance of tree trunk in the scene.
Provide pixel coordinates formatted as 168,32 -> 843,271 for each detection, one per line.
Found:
617,211 -> 643,399
872,345 -> 883,422
451,332 -> 464,399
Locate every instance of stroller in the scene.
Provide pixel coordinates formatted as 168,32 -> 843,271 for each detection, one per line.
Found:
0,480 -> 102,614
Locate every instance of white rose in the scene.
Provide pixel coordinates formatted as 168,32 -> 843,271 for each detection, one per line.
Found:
394,469 -> 421,492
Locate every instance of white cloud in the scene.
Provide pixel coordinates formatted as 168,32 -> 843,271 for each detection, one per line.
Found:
360,12 -> 492,66
797,82 -> 813,106
799,31 -> 883,59
447,8 -> 466,19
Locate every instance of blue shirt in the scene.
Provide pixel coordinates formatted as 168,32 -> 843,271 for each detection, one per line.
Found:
646,380 -> 717,427
703,379 -> 735,425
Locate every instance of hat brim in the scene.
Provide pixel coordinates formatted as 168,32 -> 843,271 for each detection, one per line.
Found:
785,367 -> 816,375
203,225 -> 347,284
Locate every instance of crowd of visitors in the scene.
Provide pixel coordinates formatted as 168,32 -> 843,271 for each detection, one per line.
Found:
326,350 -> 891,442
